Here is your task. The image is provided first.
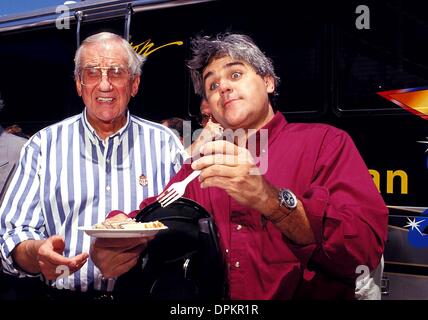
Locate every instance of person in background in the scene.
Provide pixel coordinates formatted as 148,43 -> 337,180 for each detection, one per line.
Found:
189,99 -> 223,157
0,102 -> 27,204
5,124 -> 30,139
161,117 -> 185,144
198,98 -> 212,127
0,94 -> 28,299
0,32 -> 183,300
161,100 -> 223,159
92,32 -> 388,300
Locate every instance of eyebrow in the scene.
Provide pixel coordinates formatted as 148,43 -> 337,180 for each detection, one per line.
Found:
83,63 -> 99,68
203,61 -> 246,83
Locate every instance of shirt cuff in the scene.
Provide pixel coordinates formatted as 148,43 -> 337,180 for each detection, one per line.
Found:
1,230 -> 44,277
300,186 -> 330,245
284,186 -> 329,267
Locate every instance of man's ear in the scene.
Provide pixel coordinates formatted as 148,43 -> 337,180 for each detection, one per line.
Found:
131,76 -> 141,97
264,76 -> 275,94
76,79 -> 82,97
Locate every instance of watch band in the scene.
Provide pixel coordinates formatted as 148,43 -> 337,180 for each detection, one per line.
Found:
265,189 -> 298,225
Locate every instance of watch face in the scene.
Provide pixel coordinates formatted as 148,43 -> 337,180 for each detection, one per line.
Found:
280,189 -> 297,209
284,191 -> 296,207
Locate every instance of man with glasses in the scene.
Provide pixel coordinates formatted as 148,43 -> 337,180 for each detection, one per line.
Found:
0,32 -> 183,300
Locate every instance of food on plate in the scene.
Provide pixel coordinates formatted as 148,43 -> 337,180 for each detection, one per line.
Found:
93,218 -> 165,230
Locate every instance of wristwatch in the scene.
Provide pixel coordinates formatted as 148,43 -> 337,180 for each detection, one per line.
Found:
278,188 -> 298,211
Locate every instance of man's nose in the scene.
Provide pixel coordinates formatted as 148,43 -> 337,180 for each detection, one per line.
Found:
98,73 -> 112,91
219,80 -> 232,95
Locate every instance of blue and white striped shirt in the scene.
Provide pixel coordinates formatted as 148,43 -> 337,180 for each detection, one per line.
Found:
0,110 -> 183,292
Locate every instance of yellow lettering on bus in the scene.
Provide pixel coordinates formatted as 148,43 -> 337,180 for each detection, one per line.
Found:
131,39 -> 183,57
369,169 -> 408,195
386,170 -> 408,194
369,169 -> 380,192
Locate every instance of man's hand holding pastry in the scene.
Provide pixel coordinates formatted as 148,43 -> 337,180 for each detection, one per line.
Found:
90,214 -> 153,278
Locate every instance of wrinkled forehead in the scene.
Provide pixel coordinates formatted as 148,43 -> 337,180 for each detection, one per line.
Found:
81,40 -> 128,67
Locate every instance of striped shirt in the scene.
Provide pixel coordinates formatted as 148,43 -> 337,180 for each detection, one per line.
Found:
0,110 -> 183,292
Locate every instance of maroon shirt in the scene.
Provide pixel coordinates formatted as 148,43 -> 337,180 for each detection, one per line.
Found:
112,112 -> 388,299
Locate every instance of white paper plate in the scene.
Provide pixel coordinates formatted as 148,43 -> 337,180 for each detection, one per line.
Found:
78,226 -> 168,238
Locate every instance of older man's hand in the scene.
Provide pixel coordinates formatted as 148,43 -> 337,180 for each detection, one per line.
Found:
37,236 -> 89,280
90,214 -> 152,278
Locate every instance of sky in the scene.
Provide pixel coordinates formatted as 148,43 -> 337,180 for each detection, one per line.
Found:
0,0 -> 80,16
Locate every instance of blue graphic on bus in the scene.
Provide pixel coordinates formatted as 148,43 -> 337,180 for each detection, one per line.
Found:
407,209 -> 428,248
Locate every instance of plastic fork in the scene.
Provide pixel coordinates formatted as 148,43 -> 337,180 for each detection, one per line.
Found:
157,170 -> 201,207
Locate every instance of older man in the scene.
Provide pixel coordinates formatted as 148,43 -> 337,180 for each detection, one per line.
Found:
0,32 -> 182,300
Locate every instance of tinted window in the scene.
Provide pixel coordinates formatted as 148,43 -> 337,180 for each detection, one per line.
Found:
334,1 -> 428,115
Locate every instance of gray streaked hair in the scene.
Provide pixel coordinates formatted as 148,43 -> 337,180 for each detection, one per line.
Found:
74,32 -> 145,79
187,33 -> 280,98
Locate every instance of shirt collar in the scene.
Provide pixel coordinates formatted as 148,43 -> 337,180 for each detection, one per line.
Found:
81,108 -> 130,144
260,111 -> 288,140
246,111 -> 288,156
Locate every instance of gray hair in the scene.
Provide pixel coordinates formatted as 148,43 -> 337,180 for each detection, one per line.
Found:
187,33 -> 280,98
74,32 -> 145,79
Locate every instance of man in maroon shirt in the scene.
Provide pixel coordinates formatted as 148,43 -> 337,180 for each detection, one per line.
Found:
91,33 -> 388,299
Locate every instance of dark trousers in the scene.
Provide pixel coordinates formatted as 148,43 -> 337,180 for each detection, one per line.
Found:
0,272 -> 45,300
44,286 -> 114,302
0,272 -> 113,301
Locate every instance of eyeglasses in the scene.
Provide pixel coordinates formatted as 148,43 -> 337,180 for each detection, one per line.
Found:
80,66 -> 131,86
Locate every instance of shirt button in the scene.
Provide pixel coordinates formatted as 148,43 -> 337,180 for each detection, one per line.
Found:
236,224 -> 242,231
106,159 -> 110,163
106,186 -> 111,191
225,249 -> 229,254
234,261 -> 240,268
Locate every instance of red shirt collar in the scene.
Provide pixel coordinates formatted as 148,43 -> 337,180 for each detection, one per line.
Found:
246,111 -> 288,157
